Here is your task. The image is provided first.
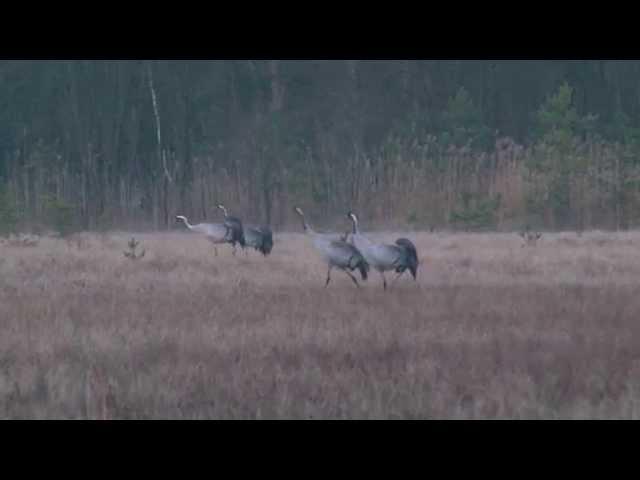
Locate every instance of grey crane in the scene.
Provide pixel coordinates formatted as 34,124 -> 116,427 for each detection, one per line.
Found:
294,206 -> 369,288
217,204 -> 273,256
216,204 -> 246,255
175,215 -> 233,256
244,225 -> 274,256
347,211 -> 419,290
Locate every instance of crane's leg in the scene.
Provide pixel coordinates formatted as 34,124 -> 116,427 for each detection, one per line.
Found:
325,266 -> 332,287
344,269 -> 360,288
214,246 -> 218,257
380,271 -> 387,290
232,243 -> 237,256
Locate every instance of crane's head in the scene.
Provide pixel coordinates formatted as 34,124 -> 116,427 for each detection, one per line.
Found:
216,204 -> 228,217
175,215 -> 187,223
294,206 -> 304,217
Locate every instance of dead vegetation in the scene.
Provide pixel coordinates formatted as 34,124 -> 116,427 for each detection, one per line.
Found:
1,233 -> 40,248
2,230 -> 640,419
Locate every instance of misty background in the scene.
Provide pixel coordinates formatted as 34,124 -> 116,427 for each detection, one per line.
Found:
1,60 -> 640,235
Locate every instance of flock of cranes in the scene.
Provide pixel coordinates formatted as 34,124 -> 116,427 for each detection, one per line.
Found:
175,205 -> 419,290
176,204 -> 273,258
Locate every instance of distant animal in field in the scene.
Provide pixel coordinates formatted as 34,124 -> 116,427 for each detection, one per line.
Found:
175,215 -> 233,256
518,227 -> 542,247
294,206 -> 368,288
347,211 -> 418,290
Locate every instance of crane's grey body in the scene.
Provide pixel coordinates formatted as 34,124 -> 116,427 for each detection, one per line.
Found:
175,215 -> 232,255
347,212 -> 418,289
312,233 -> 358,268
294,207 -> 368,287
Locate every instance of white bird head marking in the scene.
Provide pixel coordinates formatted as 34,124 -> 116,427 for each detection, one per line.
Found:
176,215 -> 187,223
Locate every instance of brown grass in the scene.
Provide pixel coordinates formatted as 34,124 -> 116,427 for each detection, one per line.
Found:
2,229 -> 640,419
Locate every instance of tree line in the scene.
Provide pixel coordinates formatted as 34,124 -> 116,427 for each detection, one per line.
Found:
1,60 -> 640,235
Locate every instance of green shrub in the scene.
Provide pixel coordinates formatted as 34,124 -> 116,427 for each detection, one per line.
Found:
42,194 -> 78,236
451,192 -> 501,231
0,187 -> 19,236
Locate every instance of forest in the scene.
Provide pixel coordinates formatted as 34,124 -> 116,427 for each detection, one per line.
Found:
2,60 -> 640,234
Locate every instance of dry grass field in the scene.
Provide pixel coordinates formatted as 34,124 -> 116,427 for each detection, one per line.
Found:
2,229 -> 640,419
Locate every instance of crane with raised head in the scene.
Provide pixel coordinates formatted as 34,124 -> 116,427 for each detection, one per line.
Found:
346,211 -> 418,290
294,207 -> 368,288
217,204 -> 274,256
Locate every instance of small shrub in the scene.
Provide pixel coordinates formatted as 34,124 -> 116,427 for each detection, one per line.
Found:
123,237 -> 146,260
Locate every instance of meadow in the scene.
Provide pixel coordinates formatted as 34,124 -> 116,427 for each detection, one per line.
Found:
1,229 -> 640,419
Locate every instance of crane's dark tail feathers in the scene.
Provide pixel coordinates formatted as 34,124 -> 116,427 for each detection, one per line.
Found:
237,228 -> 246,248
357,260 -> 369,281
258,226 -> 273,256
349,254 -> 369,281
395,238 -> 418,280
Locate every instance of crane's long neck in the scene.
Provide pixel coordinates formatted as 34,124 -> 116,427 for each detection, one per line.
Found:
218,206 -> 228,218
296,212 -> 316,236
179,217 -> 194,230
348,213 -> 373,251
350,214 -> 361,235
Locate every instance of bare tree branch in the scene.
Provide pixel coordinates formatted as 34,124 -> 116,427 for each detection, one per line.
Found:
147,62 -> 173,184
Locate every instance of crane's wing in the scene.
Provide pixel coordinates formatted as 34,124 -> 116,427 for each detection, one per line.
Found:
395,238 -> 418,264
257,226 -> 273,255
244,226 -> 262,247
328,241 -> 368,279
224,217 -> 244,243
370,243 -> 404,267
224,216 -> 243,230
395,238 -> 418,279
328,241 -> 367,266
244,225 -> 273,255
